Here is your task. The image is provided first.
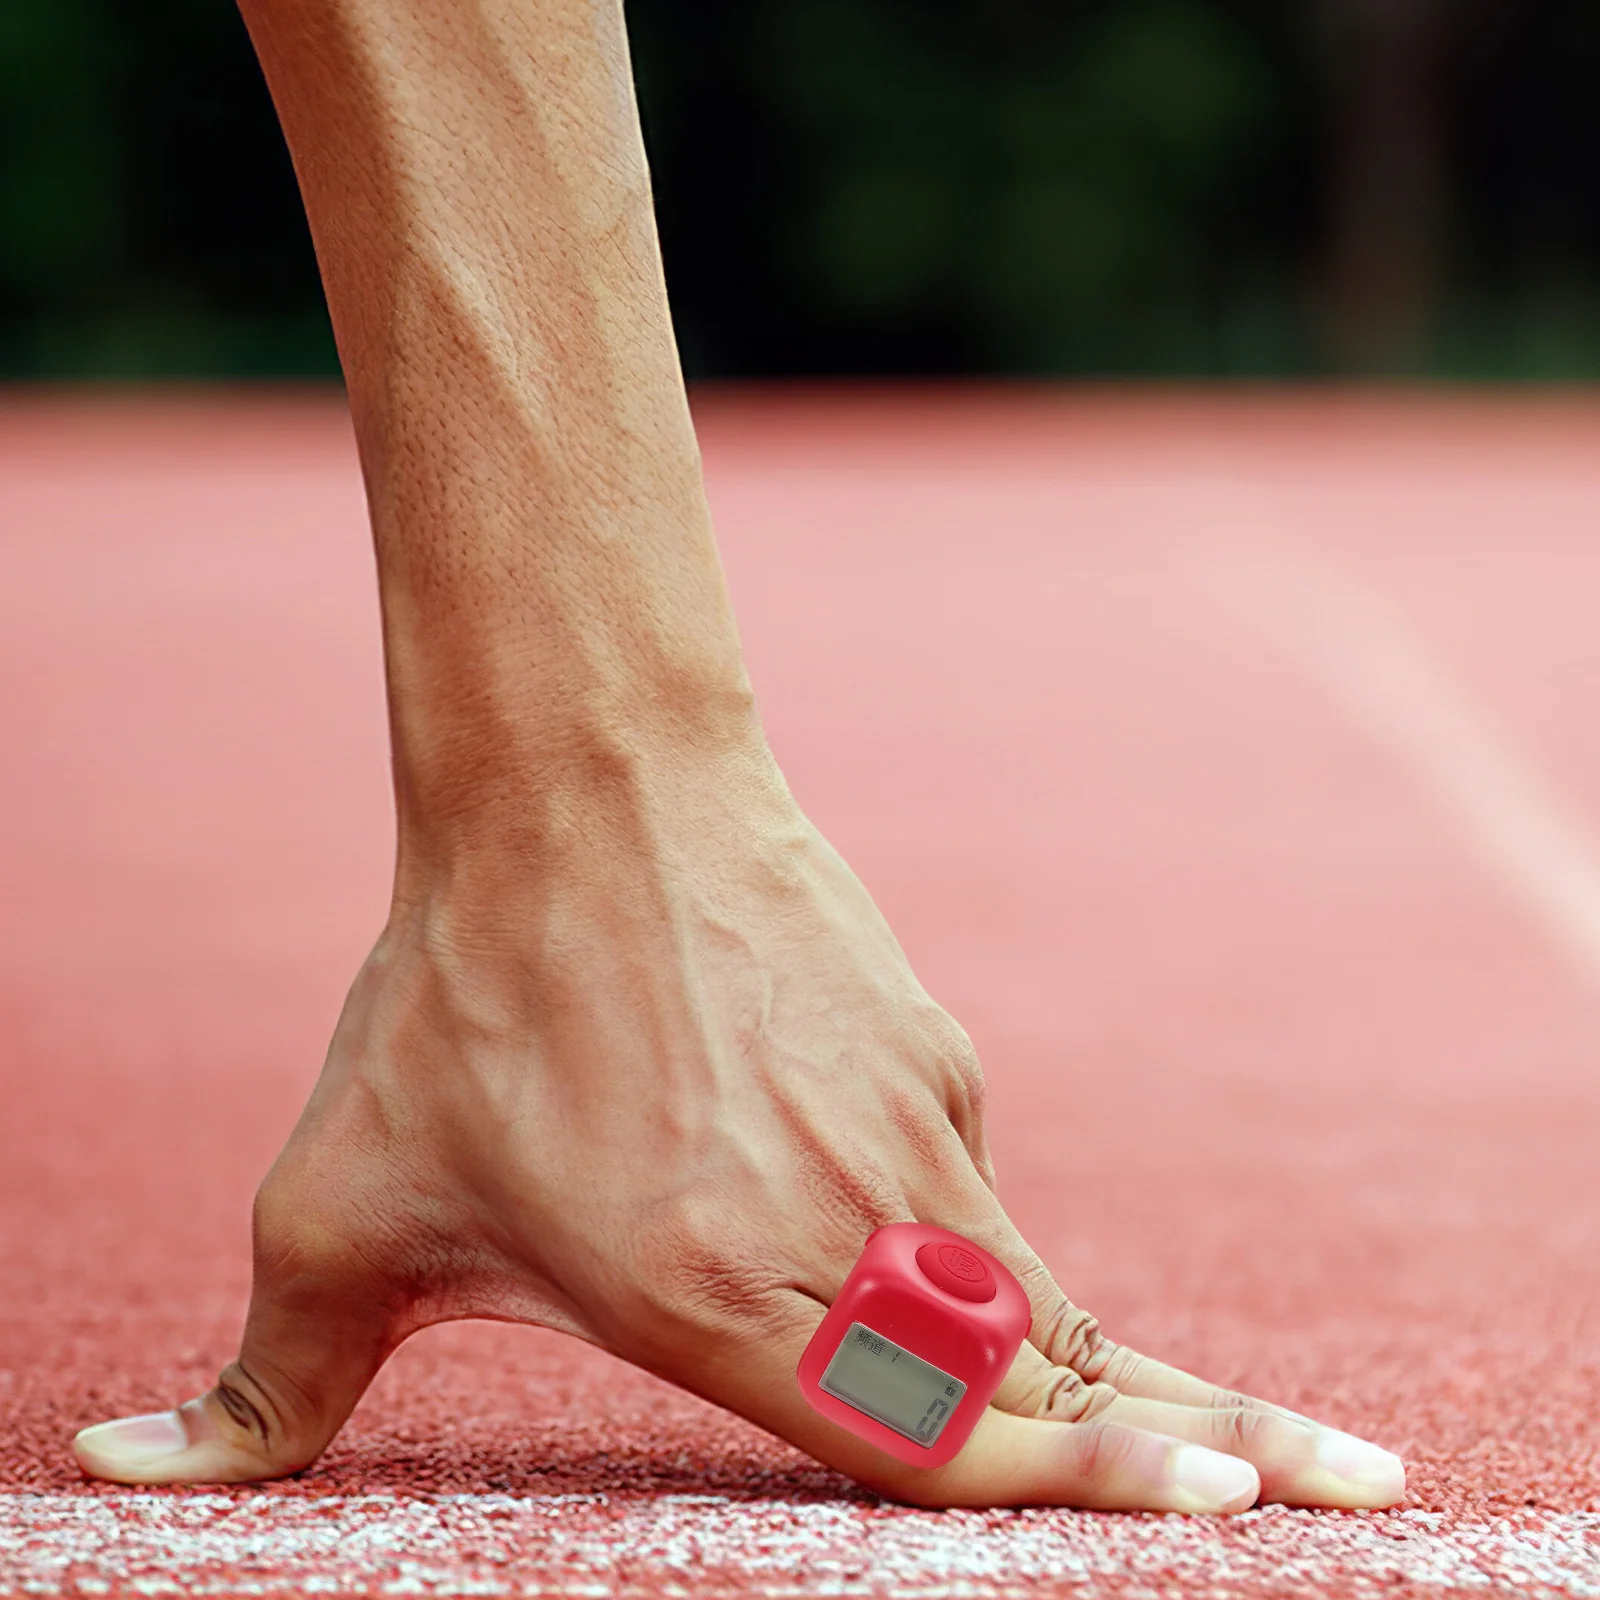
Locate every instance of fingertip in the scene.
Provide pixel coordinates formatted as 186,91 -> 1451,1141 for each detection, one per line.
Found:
72,1397 -> 271,1485
1288,1430 -> 1406,1510
73,1408 -> 194,1484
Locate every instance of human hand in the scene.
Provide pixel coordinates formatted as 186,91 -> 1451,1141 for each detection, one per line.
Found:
72,735 -> 1404,1511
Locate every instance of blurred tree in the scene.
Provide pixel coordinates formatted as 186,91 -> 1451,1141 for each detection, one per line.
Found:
631,0 -> 1316,374
747,0 -> 1292,372
0,0 -> 334,375
0,0 -> 1596,378
1446,0 -> 1600,376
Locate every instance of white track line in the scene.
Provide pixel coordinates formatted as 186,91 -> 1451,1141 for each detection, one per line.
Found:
2,1493 -> 1597,1596
1204,548 -> 1600,994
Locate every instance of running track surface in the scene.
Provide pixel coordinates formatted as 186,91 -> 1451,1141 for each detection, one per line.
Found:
2,389 -> 1599,1597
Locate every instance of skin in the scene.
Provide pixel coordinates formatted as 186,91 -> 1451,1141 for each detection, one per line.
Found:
72,0 -> 1406,1514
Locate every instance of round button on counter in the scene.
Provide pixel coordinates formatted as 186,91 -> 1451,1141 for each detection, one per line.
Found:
915,1240 -> 997,1303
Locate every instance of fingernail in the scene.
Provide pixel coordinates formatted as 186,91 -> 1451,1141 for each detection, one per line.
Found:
1172,1445 -> 1260,1513
74,1411 -> 189,1474
1316,1429 -> 1406,1495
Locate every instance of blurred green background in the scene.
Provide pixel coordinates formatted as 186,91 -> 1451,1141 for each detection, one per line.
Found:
2,0 -> 1598,380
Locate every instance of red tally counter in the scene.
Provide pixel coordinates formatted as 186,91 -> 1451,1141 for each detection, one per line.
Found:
796,1222 -> 1030,1468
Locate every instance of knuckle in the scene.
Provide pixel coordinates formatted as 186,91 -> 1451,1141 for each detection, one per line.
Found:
1079,1334 -> 1139,1389
248,1170 -> 435,1338
1036,1366 -> 1118,1424
1204,1381 -> 1244,1403
1038,1299 -> 1110,1376
1216,1404 -> 1274,1455
251,1184 -> 339,1279
930,1016 -> 987,1118
210,1352 -> 333,1476
952,1060 -> 987,1133
251,1166 -> 416,1294
1208,1384 -> 1256,1412
903,1007 -> 992,1172
211,1361 -> 284,1454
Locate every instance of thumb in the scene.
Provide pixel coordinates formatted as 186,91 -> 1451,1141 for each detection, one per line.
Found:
74,1195 -> 400,1484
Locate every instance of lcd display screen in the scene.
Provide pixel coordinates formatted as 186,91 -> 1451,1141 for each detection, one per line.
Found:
818,1322 -> 968,1448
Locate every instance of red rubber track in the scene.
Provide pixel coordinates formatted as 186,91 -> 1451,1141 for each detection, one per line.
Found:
2,390 -> 1599,1596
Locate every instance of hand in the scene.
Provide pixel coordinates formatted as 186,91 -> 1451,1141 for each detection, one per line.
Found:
72,735 -> 1404,1511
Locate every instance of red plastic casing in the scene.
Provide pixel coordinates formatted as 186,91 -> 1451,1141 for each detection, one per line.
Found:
796,1222 -> 1030,1468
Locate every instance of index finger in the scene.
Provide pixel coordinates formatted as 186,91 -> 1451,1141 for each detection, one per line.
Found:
967,1205 -> 1377,1429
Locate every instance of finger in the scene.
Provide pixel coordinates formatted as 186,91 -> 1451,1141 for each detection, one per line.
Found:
948,1196 -> 1406,1504
691,1291 -> 1259,1512
979,1238 -> 1405,1506
1103,1395 -> 1404,1508
73,1208 -> 399,1484
920,1410 -> 1259,1512
1023,1277 -> 1300,1420
1065,1334 -> 1298,1416
992,1342 -> 1402,1508
1029,1295 -> 1406,1500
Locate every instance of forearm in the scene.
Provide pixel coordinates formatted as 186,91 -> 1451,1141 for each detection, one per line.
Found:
236,0 -> 757,862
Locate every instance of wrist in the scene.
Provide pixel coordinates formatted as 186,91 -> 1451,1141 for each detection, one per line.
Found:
386,669 -> 791,902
